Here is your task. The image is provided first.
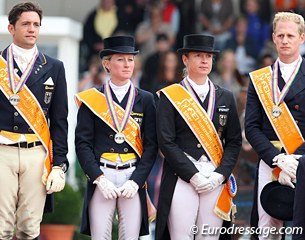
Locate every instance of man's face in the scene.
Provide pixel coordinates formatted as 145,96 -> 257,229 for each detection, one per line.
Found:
8,11 -> 40,49
273,20 -> 305,63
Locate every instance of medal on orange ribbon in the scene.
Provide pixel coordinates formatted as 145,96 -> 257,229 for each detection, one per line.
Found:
105,81 -> 135,144
7,45 -> 38,106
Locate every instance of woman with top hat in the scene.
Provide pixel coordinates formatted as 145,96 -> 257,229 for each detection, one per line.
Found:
155,34 -> 242,240
75,35 -> 158,239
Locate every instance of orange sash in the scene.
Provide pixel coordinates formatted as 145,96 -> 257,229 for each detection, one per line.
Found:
249,67 -> 304,177
160,84 -> 236,221
0,55 -> 52,184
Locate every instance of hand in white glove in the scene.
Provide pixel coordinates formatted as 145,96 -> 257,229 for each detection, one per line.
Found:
278,171 -> 295,188
190,172 -> 209,190
273,154 -> 299,179
93,175 -> 121,200
196,172 -> 225,194
46,167 -> 65,194
118,180 -> 139,199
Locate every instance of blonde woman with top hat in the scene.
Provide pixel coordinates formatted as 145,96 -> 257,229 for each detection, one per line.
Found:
75,35 -> 158,239
155,34 -> 242,240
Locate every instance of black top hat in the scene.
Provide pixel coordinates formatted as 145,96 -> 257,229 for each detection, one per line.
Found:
177,34 -> 220,54
99,35 -> 139,58
260,181 -> 295,221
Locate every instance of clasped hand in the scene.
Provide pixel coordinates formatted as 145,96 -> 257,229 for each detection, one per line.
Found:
46,166 -> 65,194
278,170 -> 295,188
118,180 -> 139,199
272,154 -> 301,179
190,172 -> 225,194
94,175 -> 121,200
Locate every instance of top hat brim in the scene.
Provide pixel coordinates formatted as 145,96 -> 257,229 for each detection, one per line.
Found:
177,48 -> 220,54
99,49 -> 139,59
260,181 -> 295,221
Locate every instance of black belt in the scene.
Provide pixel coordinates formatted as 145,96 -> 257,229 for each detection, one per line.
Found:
100,162 -> 136,170
3,141 -> 42,148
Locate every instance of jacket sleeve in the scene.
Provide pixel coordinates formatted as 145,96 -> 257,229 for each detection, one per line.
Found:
245,80 -> 281,167
156,92 -> 199,182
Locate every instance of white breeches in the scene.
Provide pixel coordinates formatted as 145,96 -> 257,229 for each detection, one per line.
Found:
168,156 -> 224,240
89,159 -> 142,240
257,160 -> 283,240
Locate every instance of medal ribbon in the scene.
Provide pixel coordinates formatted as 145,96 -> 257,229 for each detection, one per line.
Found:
182,77 -> 216,120
7,45 -> 38,94
272,57 -> 301,107
104,81 -> 136,133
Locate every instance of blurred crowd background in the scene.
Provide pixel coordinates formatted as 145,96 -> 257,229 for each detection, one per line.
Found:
76,1 -> 305,236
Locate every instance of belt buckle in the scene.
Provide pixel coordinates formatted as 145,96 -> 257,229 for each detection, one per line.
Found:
115,163 -> 119,170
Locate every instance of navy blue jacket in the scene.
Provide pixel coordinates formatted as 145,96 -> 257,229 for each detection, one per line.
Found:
75,86 -> 158,236
245,60 -> 305,239
0,47 -> 69,211
0,48 -> 68,166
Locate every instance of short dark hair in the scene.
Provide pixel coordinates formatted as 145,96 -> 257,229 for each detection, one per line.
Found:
8,2 -> 43,26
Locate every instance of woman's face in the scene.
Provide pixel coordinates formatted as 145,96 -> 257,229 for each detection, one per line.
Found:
104,54 -> 135,82
182,52 -> 213,78
164,52 -> 178,70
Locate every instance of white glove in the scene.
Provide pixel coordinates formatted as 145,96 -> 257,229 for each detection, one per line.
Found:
278,171 -> 295,188
273,154 -> 299,179
93,175 -> 121,200
46,167 -> 65,194
190,172 -> 209,190
118,180 -> 139,199
196,172 -> 225,194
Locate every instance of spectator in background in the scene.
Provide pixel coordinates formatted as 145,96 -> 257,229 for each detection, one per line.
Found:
135,2 -> 175,61
152,50 -> 182,99
116,0 -> 148,35
243,0 -> 271,54
78,55 -> 107,92
199,0 -> 234,51
225,15 -> 258,75
131,55 -> 143,88
274,0 -> 297,12
240,0 -> 273,23
175,0 -> 197,50
81,0 -> 120,71
210,49 -> 247,104
258,52 -> 275,68
140,33 -> 173,92
160,0 -> 180,36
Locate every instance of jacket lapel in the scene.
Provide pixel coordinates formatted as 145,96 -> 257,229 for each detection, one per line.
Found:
25,52 -> 48,87
284,59 -> 305,101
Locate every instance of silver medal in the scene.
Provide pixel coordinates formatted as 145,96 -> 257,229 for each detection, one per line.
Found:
9,94 -> 20,106
272,106 -> 281,118
114,132 -> 125,144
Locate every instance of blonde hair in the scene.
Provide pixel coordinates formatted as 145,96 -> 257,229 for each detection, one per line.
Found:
102,55 -> 112,73
273,12 -> 305,35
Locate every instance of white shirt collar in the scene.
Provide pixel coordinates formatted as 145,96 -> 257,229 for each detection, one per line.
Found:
278,56 -> 301,82
187,77 -> 210,101
109,80 -> 131,102
11,43 -> 37,63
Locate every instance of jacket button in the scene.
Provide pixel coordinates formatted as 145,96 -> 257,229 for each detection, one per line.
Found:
14,112 -> 18,117
197,143 -> 201,148
13,126 -> 18,131
110,148 -> 114,153
109,134 -> 114,139
295,105 -> 300,110
296,120 -> 299,124
28,128 -> 33,132
124,148 -> 128,153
